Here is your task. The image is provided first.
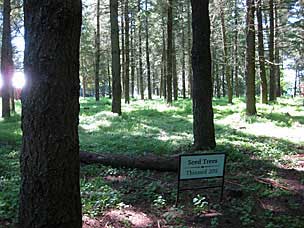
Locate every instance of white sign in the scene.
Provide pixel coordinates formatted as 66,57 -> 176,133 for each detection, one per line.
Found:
179,153 -> 226,180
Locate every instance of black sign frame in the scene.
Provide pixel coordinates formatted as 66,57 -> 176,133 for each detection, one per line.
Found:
176,152 -> 227,205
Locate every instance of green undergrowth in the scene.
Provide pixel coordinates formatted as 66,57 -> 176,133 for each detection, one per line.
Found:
0,96 -> 304,226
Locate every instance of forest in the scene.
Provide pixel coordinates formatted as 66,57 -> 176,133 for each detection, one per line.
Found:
0,0 -> 303,227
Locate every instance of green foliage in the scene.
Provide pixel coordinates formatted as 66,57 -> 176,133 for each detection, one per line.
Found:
192,195 -> 208,214
0,147 -> 20,222
80,177 -> 122,216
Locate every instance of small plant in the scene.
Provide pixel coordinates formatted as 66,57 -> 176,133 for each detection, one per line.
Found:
153,195 -> 166,208
211,217 -> 219,228
192,195 -> 208,214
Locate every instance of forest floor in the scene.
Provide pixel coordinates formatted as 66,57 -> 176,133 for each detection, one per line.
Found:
0,97 -> 304,227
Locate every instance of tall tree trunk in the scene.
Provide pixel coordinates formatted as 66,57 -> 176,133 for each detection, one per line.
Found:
161,19 -> 167,99
187,1 -> 192,98
191,0 -> 216,150
234,0 -> 239,97
245,0 -> 257,115
216,62 -> 221,98
111,0 -> 122,115
138,0 -> 144,100
222,65 -> 226,97
274,3 -> 281,97
269,0 -> 276,101
121,2 -> 125,97
1,0 -> 13,118
172,34 -> 178,101
257,0 -> 268,104
125,0 -> 130,103
20,1 -> 82,227
181,5 -> 186,99
145,0 -> 152,100
108,58 -> 112,98
220,0 -> 232,104
95,0 -> 100,101
166,0 -> 173,104
130,11 -> 135,98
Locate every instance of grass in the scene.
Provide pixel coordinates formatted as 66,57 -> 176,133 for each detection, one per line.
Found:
0,96 -> 304,227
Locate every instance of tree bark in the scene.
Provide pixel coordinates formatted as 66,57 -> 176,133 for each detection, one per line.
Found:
220,0 -> 233,104
145,0 -> 152,100
111,0 -> 122,115
269,0 -> 276,101
234,0 -> 239,98
257,0 -> 268,104
245,0 -> 257,115
191,0 -> 216,150
181,5 -> 186,99
138,0 -> 144,100
1,0 -> 14,118
20,1 -> 82,227
121,2 -> 125,97
172,33 -> 178,101
274,3 -> 281,97
130,10 -> 135,98
187,0 -> 192,98
125,0 -> 130,103
166,0 -> 173,104
95,0 -> 101,101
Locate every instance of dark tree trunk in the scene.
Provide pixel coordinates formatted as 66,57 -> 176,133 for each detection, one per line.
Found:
274,3 -> 281,97
20,1 -> 82,227
130,11 -> 135,98
222,65 -> 226,97
187,0 -> 192,98
234,0 -> 239,97
108,61 -> 112,98
181,7 -> 186,99
138,0 -> 144,100
1,0 -> 14,118
145,0 -> 152,100
220,0 -> 233,104
245,0 -> 257,115
111,0 -> 122,115
121,2 -> 125,97
11,88 -> 15,113
125,0 -> 130,103
172,34 -> 178,101
191,0 -> 216,150
162,19 -> 167,99
269,0 -> 276,101
95,0 -> 100,101
166,0 -> 173,104
257,0 -> 268,104
216,62 -> 221,98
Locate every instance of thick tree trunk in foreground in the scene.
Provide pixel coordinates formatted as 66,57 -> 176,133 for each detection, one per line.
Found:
111,0 -> 122,115
138,0 -> 144,100
245,0 -> 257,116
1,0 -> 13,118
20,1 -> 82,227
191,0 -> 216,150
80,151 -> 178,172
